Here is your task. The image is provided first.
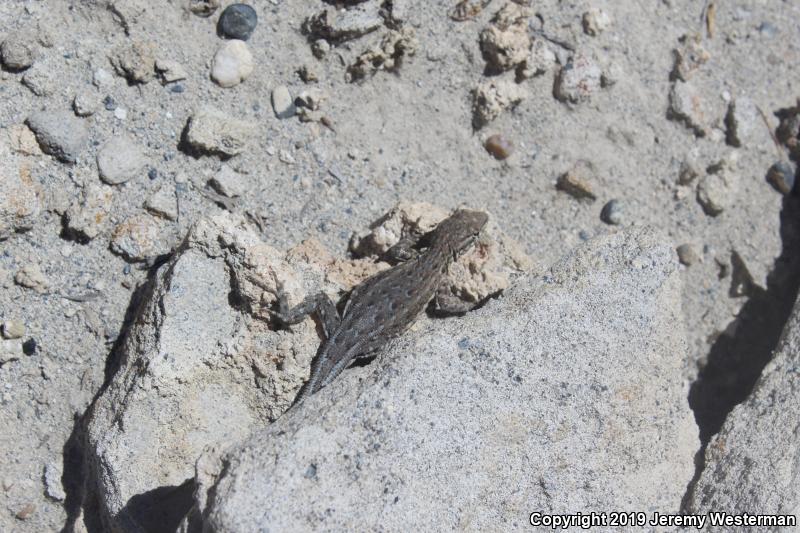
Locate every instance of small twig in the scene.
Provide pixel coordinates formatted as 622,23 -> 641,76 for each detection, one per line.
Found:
757,105 -> 786,160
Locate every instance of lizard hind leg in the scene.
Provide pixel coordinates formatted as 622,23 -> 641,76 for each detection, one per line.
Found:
275,291 -> 342,339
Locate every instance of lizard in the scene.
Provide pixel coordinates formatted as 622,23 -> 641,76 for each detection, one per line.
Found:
274,209 -> 489,406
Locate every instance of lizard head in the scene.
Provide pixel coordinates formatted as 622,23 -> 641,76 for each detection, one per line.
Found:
433,209 -> 489,258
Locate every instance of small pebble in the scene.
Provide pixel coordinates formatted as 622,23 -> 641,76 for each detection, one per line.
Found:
93,68 -> 114,87
154,58 -> 187,83
582,8 -> 612,36
600,199 -> 624,225
209,165 -> 248,197
189,0 -> 220,17
25,110 -> 89,163
2,320 -> 25,340
103,95 -> 117,111
218,3 -> 258,41
170,84 -> 185,94
484,134 -> 513,160
556,162 -> 597,201
311,39 -> 330,59
44,462 -> 66,502
148,168 -> 158,180
211,40 -> 254,88
676,243 -> 699,266
97,136 -> 148,185
114,107 -> 128,120
0,33 -> 35,71
14,264 -> 50,294
766,161 -> 795,195
758,21 -> 778,38
72,92 -> 97,116
271,85 -> 295,119
15,503 -> 35,521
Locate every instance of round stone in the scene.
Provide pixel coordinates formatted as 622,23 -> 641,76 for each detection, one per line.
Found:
600,199 -> 624,225
211,40 -> 254,88
218,4 -> 258,41
484,134 -> 513,160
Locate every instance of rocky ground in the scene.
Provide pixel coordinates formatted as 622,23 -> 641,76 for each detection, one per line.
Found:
0,0 -> 799,531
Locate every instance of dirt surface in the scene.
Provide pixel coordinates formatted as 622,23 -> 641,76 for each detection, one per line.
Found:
0,0 -> 798,530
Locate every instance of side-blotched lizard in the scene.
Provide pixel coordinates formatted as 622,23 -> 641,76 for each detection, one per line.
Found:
276,209 -> 489,405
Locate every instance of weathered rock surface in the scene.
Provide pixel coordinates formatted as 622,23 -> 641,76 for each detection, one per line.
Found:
688,295 -> 800,529
97,135 -> 148,185
25,110 -> 88,163
0,150 -> 41,239
183,107 -> 254,157
199,228 -> 697,531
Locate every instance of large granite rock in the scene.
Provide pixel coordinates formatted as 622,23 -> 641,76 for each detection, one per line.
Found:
688,295 -> 800,530
198,228 -> 698,531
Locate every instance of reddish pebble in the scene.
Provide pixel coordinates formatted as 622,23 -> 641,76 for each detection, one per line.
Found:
15,503 -> 35,520
484,134 -> 513,160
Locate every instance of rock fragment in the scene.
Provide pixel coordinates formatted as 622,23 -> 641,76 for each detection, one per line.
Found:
554,53 -> 603,105
676,243 -> 699,266
155,58 -> 187,83
183,107 -> 254,157
671,34 -> 709,81
0,32 -> 36,70
144,185 -> 178,221
97,136 -> 148,185
209,166 -> 248,197
0,161 -> 41,239
72,92 -> 98,116
6,124 -> 41,155
765,161 -> 795,195
302,1 -> 383,43
2,320 -> 25,340
678,152 -> 701,185
556,161 -> 597,201
668,80 -> 712,136
271,86 -> 295,119
724,96 -> 763,147
25,110 -> 89,163
472,77 -> 527,129
484,134 -> 513,160
110,213 -> 174,261
697,158 -> 738,216
43,462 -> 65,502
582,8 -> 612,36
109,40 -> 155,83
14,264 -> 50,293
1,339 -> 22,365
189,0 -> 220,17
211,40 -> 254,88
479,2 -> 531,74
64,184 -> 114,241
600,199 -> 624,225
21,62 -> 54,96
346,28 -> 417,82
218,3 -> 258,41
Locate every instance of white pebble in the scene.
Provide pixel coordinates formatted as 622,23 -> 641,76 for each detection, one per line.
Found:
211,40 -> 254,88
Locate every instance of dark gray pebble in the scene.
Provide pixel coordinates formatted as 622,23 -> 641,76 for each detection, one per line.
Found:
766,161 -> 796,195
170,84 -> 185,93
600,199 -> 624,225
218,4 -> 258,41
148,168 -> 158,180
103,96 -> 117,111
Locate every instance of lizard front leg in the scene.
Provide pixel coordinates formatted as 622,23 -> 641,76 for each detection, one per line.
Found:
274,289 -> 341,340
432,285 -> 478,315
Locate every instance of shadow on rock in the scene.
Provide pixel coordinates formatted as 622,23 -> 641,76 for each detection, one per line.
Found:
115,480 -> 197,533
60,271 -> 168,532
688,192 -> 800,443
